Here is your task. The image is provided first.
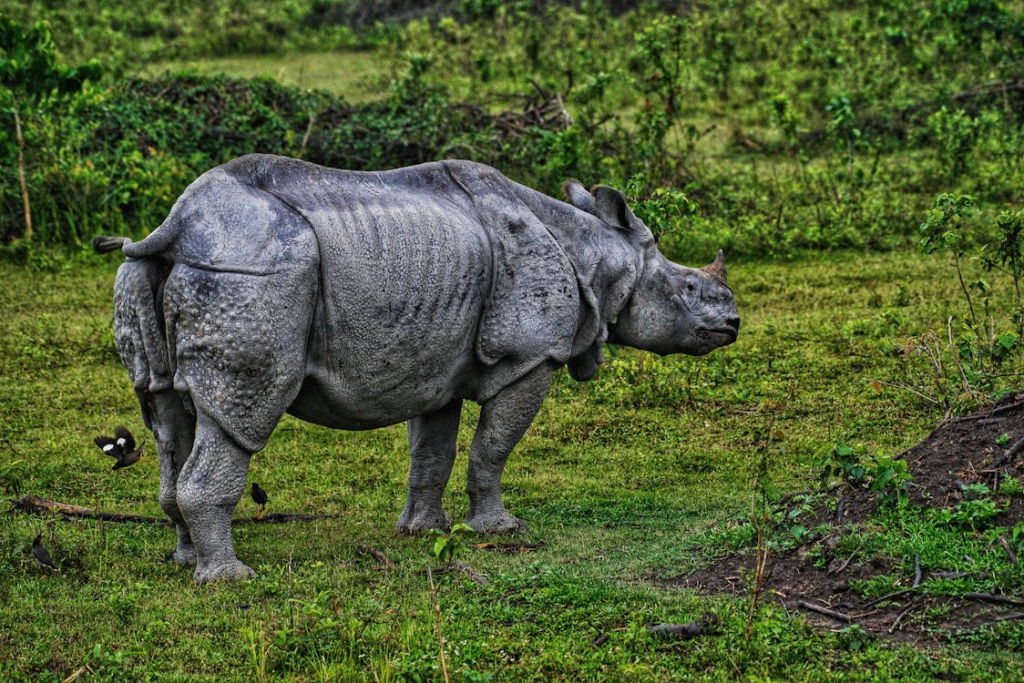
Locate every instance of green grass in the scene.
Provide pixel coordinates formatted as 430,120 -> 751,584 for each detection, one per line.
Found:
142,51 -> 391,103
2,247 -> 1023,680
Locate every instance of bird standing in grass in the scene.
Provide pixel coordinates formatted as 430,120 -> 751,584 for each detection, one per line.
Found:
94,426 -> 145,470
32,534 -> 59,573
251,483 -> 268,519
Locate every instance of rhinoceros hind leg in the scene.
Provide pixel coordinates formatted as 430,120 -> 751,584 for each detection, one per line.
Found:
177,413 -> 256,583
398,398 -> 463,534
465,363 -> 552,535
147,390 -> 199,565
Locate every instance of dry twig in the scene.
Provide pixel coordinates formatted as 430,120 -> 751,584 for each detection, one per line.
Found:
648,614 -> 720,640
828,540 -> 865,576
10,495 -> 340,526
357,544 -> 396,570
795,600 -> 853,623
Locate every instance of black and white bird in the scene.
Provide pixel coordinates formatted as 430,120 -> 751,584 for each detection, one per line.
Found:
250,483 -> 269,519
94,426 -> 145,470
32,534 -> 60,573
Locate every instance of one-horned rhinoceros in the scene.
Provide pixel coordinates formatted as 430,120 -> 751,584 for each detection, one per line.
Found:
94,153 -> 739,583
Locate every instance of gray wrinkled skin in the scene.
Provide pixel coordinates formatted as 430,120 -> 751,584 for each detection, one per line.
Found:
107,154 -> 739,583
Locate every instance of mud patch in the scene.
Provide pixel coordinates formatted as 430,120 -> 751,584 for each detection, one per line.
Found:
663,395 -> 1024,645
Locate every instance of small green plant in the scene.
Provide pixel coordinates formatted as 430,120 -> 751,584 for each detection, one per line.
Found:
817,443 -> 868,490
1000,475 -> 1023,497
427,523 -> 475,565
835,624 -> 874,652
981,206 -> 1024,333
996,433 -> 1012,447
937,482 -> 1004,530
0,457 -> 25,496
870,453 -> 913,507
1012,521 -> 1024,553
919,193 -> 978,325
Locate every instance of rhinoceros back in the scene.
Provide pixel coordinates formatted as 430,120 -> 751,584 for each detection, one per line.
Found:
117,154 -> 578,440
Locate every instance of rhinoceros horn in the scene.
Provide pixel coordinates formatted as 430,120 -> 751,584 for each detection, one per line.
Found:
703,249 -> 728,284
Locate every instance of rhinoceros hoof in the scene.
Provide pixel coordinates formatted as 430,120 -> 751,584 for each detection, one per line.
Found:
396,510 -> 452,535
466,512 -> 528,536
193,559 -> 256,584
171,544 -> 198,566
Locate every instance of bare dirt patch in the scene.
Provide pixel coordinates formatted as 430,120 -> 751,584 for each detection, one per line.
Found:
663,395 -> 1024,645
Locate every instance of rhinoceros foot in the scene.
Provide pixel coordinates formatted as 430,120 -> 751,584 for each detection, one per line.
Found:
396,509 -> 452,535
193,559 -> 256,584
170,544 -> 198,566
465,511 -> 528,536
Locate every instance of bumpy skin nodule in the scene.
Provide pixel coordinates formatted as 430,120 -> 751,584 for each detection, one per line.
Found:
107,154 -> 740,583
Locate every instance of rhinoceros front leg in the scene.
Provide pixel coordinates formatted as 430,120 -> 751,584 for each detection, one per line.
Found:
176,413 -> 255,583
398,398 -> 463,534
466,363 -> 553,535
148,389 -> 198,565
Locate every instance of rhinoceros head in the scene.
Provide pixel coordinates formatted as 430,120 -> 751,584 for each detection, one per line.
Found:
563,182 -> 740,359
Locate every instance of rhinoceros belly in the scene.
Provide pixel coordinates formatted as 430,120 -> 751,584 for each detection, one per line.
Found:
286,195 -> 492,430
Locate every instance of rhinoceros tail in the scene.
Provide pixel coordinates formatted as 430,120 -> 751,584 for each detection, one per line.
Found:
92,235 -> 133,254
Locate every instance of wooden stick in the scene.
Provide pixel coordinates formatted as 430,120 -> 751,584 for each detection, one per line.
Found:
10,495 -> 172,525
357,544 -> 396,570
862,589 -> 914,608
452,561 -> 490,587
888,600 -> 918,634
999,535 -> 1018,565
10,495 -> 341,526
795,600 -> 852,623
964,593 -> 1024,606
953,399 -> 1024,423
828,540 -> 865,576
647,616 -> 718,640
992,436 -> 1024,469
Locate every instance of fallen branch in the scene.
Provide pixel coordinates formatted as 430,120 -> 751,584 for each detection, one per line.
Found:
952,399 -> 1024,424
453,561 -> 490,587
648,614 -> 720,639
60,665 -> 93,683
999,535 -> 1018,565
861,589 -> 914,609
992,436 -> 1024,470
10,495 -> 341,526
232,512 -> 343,525
795,600 -> 853,623
358,544 -> 396,570
420,562 -> 490,587
963,593 -> 1024,607
10,495 -> 171,525
828,539 -> 866,576
888,599 -> 919,634
472,541 -> 547,554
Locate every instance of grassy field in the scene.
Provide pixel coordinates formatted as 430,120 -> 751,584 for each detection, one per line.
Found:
3,247 -> 1022,681
142,51 -> 391,103
2,1 -> 1023,678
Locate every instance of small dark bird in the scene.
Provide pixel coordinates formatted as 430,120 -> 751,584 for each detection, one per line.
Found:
94,426 -> 145,470
250,483 -> 268,519
32,534 -> 60,573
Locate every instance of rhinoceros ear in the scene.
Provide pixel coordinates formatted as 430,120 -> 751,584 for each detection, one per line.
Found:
591,186 -> 638,233
562,179 -> 596,213
568,257 -> 639,382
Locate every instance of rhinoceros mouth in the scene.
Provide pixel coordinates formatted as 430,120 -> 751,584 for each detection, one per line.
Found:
698,326 -> 739,344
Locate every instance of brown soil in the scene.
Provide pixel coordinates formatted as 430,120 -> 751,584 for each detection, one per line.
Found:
662,395 -> 1024,645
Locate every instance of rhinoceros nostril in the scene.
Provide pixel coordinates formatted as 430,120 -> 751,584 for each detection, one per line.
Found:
727,316 -> 741,332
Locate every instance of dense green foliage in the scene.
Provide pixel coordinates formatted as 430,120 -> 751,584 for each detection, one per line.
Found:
1,0 -> 1022,259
